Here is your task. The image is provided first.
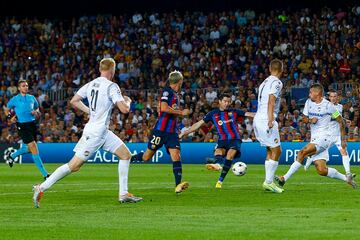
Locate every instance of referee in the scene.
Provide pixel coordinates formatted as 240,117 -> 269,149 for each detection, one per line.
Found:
5,80 -> 49,179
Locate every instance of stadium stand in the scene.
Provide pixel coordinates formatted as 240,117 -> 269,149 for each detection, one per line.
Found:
0,5 -> 359,143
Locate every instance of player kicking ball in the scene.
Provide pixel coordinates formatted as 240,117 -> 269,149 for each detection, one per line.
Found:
131,71 -> 190,194
275,84 -> 357,189
179,92 -> 255,189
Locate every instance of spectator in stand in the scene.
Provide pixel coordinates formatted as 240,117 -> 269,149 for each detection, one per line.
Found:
0,6 -> 359,143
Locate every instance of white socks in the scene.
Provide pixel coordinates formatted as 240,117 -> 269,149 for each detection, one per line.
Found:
284,161 -> 302,182
342,155 -> 350,175
327,168 -> 347,181
119,159 -> 130,197
40,164 -> 71,192
265,159 -> 279,184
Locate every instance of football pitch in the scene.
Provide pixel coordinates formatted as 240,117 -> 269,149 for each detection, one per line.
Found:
0,163 -> 359,240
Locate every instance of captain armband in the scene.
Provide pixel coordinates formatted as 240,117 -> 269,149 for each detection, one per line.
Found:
331,110 -> 340,119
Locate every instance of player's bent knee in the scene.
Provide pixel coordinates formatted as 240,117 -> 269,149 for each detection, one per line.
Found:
70,166 -> 81,172
122,151 -> 131,160
316,168 -> 328,176
143,151 -> 154,161
298,150 -> 306,159
68,156 -> 85,172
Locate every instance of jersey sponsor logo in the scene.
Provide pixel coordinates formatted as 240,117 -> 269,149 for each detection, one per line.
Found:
308,112 -> 326,117
218,119 -> 233,126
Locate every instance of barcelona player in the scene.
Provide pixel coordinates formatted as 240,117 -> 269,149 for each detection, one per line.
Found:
179,92 -> 255,188
131,70 -> 190,193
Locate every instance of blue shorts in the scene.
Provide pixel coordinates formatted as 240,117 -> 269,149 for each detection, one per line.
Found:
147,130 -> 180,153
215,139 -> 242,158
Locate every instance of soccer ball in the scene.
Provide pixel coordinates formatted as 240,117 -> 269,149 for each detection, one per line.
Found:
232,162 -> 247,176
4,147 -> 18,164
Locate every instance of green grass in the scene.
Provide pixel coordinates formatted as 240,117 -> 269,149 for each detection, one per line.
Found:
0,163 -> 360,240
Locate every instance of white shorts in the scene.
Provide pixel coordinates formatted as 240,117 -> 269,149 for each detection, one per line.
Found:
330,135 -> 343,151
74,130 -> 124,161
309,137 -> 331,162
253,118 -> 280,148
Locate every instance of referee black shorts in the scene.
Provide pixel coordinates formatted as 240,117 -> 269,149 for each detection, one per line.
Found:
16,121 -> 37,144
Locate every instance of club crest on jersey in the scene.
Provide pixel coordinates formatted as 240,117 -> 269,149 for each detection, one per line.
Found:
172,103 -> 178,109
163,92 -> 169,97
218,120 -> 223,126
84,151 -> 90,157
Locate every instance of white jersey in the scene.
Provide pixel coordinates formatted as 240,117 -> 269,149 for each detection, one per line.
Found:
255,75 -> 283,121
329,103 -> 343,137
76,77 -> 124,135
303,98 -> 338,140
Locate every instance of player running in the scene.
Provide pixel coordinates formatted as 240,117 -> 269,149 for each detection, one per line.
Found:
253,59 -> 284,193
130,70 -> 190,193
275,84 -> 357,189
179,92 -> 255,188
32,58 -> 142,208
4,80 -> 50,179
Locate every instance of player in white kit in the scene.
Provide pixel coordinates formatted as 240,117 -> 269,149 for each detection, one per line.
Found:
275,84 -> 357,189
32,58 -> 143,208
304,90 -> 354,181
253,59 -> 284,193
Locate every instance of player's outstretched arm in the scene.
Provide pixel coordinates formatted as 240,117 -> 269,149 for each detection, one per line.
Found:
70,94 -> 90,114
160,101 -> 190,117
116,96 -> 131,114
179,120 -> 204,139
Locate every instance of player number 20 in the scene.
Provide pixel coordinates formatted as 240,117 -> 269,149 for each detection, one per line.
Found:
151,136 -> 161,145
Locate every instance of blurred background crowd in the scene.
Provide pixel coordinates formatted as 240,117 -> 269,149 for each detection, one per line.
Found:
0,5 -> 359,143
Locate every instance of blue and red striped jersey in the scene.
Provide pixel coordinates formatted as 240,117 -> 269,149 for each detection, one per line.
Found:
154,87 -> 180,134
203,108 -> 245,140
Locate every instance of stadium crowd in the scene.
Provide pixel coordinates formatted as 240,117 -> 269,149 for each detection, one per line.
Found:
0,5 -> 359,143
